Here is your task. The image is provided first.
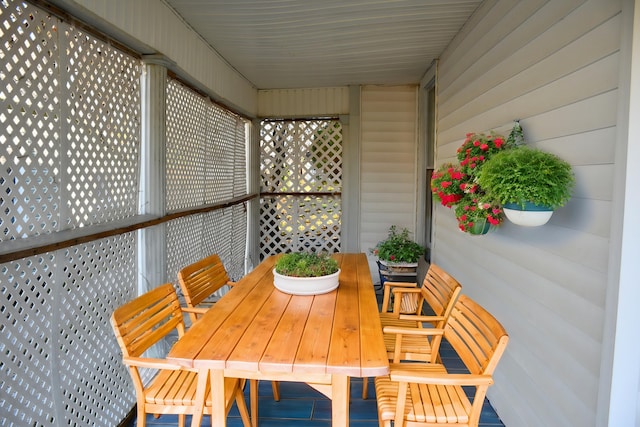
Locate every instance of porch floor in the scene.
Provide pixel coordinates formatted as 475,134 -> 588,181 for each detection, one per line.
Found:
128,339 -> 504,426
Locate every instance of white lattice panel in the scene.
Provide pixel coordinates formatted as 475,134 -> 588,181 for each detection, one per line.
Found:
62,24 -> 140,228
260,195 -> 341,258
166,79 -> 247,210
234,120 -> 248,196
230,203 -> 247,279
260,119 -> 342,193
259,119 -> 342,257
0,1 -> 140,241
166,206 -> 246,296
0,2 -> 60,241
165,79 -> 207,211
205,105 -> 234,203
0,233 -> 137,427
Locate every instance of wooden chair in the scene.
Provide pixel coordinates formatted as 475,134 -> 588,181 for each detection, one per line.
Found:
178,253 -> 234,324
374,295 -> 509,427
178,254 -> 280,427
380,264 -> 462,363
110,283 -> 251,427
362,264 -> 462,399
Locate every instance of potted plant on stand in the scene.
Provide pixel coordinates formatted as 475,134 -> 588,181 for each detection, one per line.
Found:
371,224 -> 424,292
371,225 -> 425,312
476,146 -> 575,226
273,252 -> 340,295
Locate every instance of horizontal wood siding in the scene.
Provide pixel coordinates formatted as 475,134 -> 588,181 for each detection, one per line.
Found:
60,0 -> 258,115
360,85 -> 418,281
433,0 -> 622,426
257,87 -> 350,117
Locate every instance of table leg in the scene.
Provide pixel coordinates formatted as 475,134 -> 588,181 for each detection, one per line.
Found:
210,369 -> 227,427
191,369 -> 208,427
331,375 -> 350,427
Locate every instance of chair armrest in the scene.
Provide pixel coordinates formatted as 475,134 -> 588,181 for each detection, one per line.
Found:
398,314 -> 445,323
391,287 -> 421,294
390,369 -> 494,387
227,280 -> 236,287
384,281 -> 418,290
381,281 -> 419,312
383,326 -> 444,336
181,307 -> 208,314
123,356 -> 185,370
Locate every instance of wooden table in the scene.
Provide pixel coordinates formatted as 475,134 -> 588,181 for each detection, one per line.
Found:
167,253 -> 389,427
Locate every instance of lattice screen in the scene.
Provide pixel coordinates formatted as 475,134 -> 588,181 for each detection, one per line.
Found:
165,78 -> 248,287
0,1 -> 140,241
166,79 -> 247,211
1,2 -> 249,426
0,234 -> 137,427
259,120 -> 342,258
1,1 -> 140,425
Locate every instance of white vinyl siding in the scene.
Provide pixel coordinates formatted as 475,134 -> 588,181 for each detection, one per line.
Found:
257,87 -> 350,117
432,1 -> 624,426
360,85 -> 419,281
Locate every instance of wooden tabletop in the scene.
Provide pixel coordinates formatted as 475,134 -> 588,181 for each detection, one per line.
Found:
168,253 -> 389,379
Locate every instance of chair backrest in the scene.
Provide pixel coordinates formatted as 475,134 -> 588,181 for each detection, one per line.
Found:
444,294 -> 509,376
178,253 -> 231,310
419,263 -> 462,320
110,283 -> 185,358
394,263 -> 461,322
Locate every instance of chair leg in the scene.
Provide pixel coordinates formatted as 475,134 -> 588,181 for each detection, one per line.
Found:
136,408 -> 147,427
235,385 -> 252,427
178,414 -> 185,427
271,381 -> 280,401
362,377 -> 368,399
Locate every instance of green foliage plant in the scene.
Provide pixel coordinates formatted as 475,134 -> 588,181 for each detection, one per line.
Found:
274,252 -> 339,277
371,225 -> 425,264
476,146 -> 575,210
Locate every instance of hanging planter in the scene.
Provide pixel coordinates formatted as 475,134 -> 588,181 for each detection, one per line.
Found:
429,131 -> 510,235
477,145 -> 575,227
454,195 -> 503,234
468,219 -> 493,235
502,202 -> 554,227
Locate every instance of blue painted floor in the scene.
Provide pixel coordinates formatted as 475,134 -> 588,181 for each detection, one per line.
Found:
129,340 -> 504,426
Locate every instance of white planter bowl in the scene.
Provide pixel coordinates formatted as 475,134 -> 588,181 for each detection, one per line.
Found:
273,269 -> 341,295
503,207 -> 554,227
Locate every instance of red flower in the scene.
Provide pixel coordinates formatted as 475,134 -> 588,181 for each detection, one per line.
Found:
494,138 -> 504,148
440,181 -> 452,188
480,143 -> 489,151
389,255 -> 396,261
487,216 -> 500,225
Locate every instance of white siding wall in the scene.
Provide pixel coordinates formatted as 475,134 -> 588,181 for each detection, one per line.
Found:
432,1 -> 625,426
56,0 -> 258,116
257,87 -> 350,117
360,85 -> 419,281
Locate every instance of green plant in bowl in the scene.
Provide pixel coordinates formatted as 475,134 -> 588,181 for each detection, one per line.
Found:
476,146 -> 575,210
274,252 -> 339,277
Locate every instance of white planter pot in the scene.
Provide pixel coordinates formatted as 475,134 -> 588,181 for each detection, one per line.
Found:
273,269 -> 341,295
503,204 -> 554,227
